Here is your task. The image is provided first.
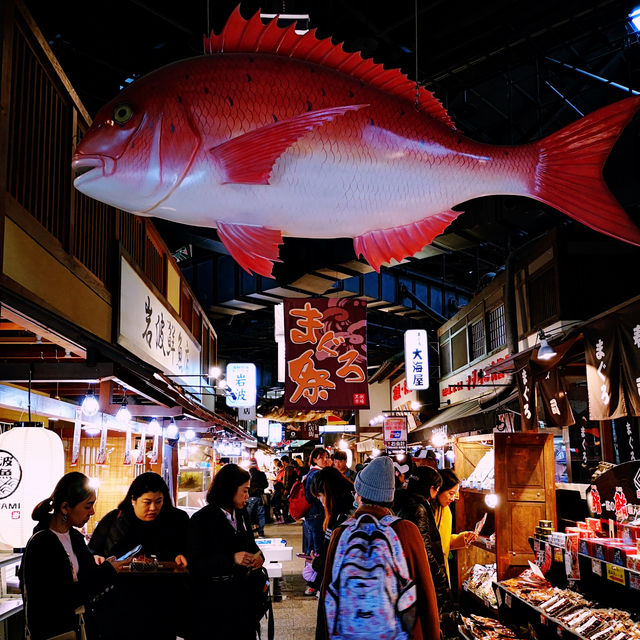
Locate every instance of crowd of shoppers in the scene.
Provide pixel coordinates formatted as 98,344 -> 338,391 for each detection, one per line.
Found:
21,450 -> 468,640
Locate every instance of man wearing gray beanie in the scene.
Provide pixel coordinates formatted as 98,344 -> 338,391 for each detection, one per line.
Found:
316,455 -> 440,640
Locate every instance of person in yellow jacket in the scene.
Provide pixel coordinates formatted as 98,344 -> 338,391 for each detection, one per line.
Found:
433,469 -> 477,586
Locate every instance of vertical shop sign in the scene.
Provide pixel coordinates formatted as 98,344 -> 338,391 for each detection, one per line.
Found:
226,363 -> 257,408
136,425 -> 146,465
149,429 -> 159,464
123,424 -> 132,465
284,298 -> 369,410
613,418 -> 638,463
538,368 -> 574,427
71,407 -> 82,466
404,330 -> 429,390
516,363 -> 537,430
96,415 -> 108,465
383,416 -> 408,454
583,319 -> 626,420
617,299 -> 640,416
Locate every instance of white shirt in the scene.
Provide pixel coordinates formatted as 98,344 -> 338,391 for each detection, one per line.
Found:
221,508 -> 237,531
51,529 -> 79,580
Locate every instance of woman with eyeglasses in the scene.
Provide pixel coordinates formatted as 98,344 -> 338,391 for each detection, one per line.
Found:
434,469 -> 477,586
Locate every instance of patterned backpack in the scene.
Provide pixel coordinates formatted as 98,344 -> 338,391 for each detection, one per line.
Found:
325,513 -> 417,640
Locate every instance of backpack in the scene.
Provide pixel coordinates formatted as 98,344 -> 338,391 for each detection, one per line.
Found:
288,479 -> 311,520
325,513 -> 417,640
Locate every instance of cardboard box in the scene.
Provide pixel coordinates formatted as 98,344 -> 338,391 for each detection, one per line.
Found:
585,518 -> 602,533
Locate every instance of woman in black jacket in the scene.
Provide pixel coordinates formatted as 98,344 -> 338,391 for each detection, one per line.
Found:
187,463 -> 265,640
20,472 -> 120,640
394,466 -> 454,614
88,472 -> 189,639
309,466 -> 354,593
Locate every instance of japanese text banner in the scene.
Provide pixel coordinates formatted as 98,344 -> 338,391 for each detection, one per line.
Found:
284,298 -> 369,410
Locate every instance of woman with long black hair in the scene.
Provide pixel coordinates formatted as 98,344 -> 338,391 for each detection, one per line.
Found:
89,472 -> 189,640
187,463 -> 266,640
20,472 -> 121,640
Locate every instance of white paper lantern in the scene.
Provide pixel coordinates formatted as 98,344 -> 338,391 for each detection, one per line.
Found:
0,427 -> 65,548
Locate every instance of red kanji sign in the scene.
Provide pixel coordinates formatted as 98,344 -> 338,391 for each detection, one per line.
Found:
284,298 -> 369,410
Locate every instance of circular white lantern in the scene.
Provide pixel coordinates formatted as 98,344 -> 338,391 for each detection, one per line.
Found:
0,427 -> 64,548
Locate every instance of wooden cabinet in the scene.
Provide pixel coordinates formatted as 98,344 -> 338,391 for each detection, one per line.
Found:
454,432 -> 556,590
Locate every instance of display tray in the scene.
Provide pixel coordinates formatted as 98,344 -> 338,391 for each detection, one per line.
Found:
472,537 -> 496,554
462,585 -> 499,614
493,581 -> 586,640
0,597 -> 23,623
117,560 -> 188,574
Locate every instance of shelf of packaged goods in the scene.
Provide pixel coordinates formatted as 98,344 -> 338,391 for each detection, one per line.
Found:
528,537 -> 640,591
493,581 -> 588,640
0,597 -> 23,623
460,487 -> 492,495
462,585 -> 499,614
472,537 -> 496,554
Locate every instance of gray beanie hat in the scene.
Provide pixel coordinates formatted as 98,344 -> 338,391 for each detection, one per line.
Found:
354,456 -> 395,504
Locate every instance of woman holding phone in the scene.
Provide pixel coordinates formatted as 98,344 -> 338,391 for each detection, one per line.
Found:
89,472 -> 189,639
187,463 -> 265,640
20,472 -> 122,640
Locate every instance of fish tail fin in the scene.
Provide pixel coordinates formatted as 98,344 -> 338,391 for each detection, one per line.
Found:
534,95 -> 640,246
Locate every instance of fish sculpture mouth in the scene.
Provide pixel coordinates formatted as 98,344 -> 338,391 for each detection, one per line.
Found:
72,155 -> 116,185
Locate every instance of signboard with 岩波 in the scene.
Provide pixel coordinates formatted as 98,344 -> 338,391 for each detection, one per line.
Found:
283,298 -> 369,410
590,460 -> 640,522
118,257 -> 201,383
383,416 -> 408,454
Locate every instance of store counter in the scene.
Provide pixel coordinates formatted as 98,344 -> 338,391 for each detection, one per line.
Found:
256,538 -> 293,586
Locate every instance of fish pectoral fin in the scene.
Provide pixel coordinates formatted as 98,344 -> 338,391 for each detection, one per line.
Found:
354,211 -> 461,272
216,221 -> 283,277
210,105 -> 368,185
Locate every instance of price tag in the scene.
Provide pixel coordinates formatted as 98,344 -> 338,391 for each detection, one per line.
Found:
496,589 -> 503,606
554,548 -> 563,563
605,563 -> 625,585
630,573 -> 640,591
591,559 -> 602,576
504,593 -> 512,608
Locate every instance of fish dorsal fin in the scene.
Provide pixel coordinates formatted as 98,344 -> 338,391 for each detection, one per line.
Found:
204,6 -> 455,130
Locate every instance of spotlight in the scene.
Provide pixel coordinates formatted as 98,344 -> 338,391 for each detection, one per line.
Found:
81,390 -> 99,417
116,400 -> 131,423
148,419 -> 162,436
210,366 -> 222,379
166,420 -> 179,439
630,6 -> 640,31
410,400 -> 422,411
537,330 -> 557,361
485,493 -> 499,509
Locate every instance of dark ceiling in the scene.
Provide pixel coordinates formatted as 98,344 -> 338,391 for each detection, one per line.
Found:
23,0 -> 640,377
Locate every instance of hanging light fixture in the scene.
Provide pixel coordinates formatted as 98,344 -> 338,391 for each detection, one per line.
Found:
116,399 -> 131,423
537,330 -> 557,361
166,419 -> 179,439
81,389 -> 99,417
148,419 -> 162,436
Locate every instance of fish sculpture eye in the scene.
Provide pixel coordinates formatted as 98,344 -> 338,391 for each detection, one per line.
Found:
113,103 -> 133,125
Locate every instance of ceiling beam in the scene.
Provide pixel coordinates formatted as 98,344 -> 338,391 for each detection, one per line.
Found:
0,362 -> 115,383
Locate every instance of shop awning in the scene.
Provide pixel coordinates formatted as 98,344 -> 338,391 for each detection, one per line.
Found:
409,387 -> 518,443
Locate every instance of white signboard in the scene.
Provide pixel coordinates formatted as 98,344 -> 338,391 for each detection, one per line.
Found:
118,258 -> 200,382
257,418 -> 270,438
0,428 -> 64,548
383,416 -> 408,453
226,363 -> 257,408
405,330 -> 429,390
268,422 -> 283,443
438,348 -> 511,407
238,405 -> 257,421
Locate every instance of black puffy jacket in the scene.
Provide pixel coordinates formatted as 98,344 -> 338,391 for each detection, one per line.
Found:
394,488 -> 453,612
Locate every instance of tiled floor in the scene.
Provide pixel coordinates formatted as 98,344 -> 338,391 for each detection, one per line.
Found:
260,521 -> 319,639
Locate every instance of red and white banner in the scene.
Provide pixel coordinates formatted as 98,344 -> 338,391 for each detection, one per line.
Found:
284,298 -> 369,410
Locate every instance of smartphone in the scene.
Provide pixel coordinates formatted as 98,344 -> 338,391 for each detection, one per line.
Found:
116,544 -> 143,561
296,553 -> 313,561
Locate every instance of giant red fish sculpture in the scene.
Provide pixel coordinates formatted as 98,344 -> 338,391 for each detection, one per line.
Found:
72,7 -> 640,277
